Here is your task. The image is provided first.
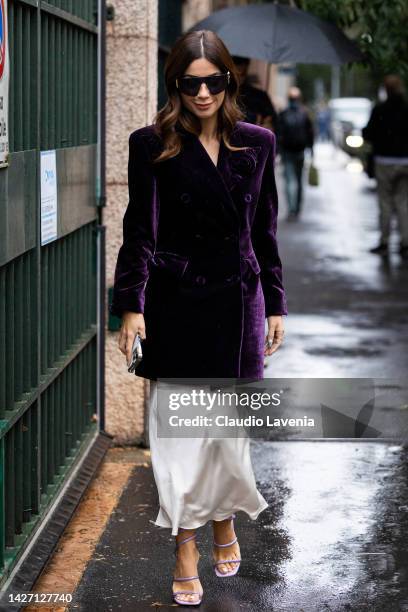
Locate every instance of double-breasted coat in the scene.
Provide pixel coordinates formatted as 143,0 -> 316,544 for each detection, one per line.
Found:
109,120 -> 288,381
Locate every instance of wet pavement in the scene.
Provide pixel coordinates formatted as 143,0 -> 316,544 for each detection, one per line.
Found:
68,144 -> 408,611
267,143 -> 408,379
69,442 -> 408,611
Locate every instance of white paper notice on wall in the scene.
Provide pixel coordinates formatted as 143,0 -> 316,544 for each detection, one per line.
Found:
0,0 -> 10,168
41,150 -> 58,246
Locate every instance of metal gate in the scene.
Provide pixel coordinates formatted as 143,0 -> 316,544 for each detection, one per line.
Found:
0,0 -> 105,586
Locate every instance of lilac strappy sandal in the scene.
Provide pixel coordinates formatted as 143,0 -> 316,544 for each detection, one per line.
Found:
173,530 -> 203,606
213,514 -> 241,578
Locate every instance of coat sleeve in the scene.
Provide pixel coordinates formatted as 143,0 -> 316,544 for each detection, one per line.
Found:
109,130 -> 159,318
251,130 -> 288,317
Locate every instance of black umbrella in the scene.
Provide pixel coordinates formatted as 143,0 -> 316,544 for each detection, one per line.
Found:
188,3 -> 363,65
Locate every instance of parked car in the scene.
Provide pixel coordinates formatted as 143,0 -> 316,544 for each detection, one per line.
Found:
328,97 -> 373,172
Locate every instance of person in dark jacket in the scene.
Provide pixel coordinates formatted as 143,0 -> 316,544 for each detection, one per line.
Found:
233,55 -> 278,131
362,75 -> 408,258
277,87 -> 314,220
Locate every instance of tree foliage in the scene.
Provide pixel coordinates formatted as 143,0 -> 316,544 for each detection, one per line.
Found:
296,0 -> 408,81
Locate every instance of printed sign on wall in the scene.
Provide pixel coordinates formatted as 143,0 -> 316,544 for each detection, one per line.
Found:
41,150 -> 58,245
0,0 -> 9,167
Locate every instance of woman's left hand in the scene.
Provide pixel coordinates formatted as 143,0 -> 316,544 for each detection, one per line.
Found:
264,316 -> 285,356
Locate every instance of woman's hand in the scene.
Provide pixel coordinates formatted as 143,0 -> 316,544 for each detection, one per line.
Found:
264,315 -> 285,356
118,312 -> 146,365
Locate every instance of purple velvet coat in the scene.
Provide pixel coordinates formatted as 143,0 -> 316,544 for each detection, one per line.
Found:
110,120 -> 288,381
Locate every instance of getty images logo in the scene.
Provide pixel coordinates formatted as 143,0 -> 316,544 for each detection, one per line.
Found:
321,397 -> 382,438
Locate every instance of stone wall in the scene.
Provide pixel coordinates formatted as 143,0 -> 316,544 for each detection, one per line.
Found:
104,0 -> 158,445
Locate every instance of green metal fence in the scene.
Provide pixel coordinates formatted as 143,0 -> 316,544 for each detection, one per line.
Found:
0,0 -> 100,584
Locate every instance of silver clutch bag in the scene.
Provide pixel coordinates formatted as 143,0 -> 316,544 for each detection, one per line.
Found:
127,333 -> 143,373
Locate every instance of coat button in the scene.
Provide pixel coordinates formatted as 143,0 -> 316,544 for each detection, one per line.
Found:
226,274 -> 240,283
244,193 -> 252,203
195,275 -> 206,285
180,192 -> 191,204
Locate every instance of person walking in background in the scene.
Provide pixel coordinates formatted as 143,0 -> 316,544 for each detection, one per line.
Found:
362,75 -> 408,258
277,87 -> 314,220
233,55 -> 278,131
316,100 -> 330,142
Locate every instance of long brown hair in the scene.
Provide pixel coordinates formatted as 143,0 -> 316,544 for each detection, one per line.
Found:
152,30 -> 247,163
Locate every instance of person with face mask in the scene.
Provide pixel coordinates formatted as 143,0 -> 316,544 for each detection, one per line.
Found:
232,55 -> 278,131
277,87 -> 315,220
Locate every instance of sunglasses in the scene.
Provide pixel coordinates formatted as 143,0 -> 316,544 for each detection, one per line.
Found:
175,71 -> 230,96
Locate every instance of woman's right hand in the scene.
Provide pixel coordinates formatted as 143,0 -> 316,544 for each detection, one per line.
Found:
118,312 -> 146,365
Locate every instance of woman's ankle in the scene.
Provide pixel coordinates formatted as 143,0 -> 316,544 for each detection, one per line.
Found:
213,518 -> 235,531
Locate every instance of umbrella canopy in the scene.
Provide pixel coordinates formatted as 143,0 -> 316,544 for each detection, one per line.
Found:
188,3 -> 363,65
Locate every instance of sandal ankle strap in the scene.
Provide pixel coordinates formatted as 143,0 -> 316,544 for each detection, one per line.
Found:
213,535 -> 238,548
175,533 -> 196,549
173,574 -> 199,582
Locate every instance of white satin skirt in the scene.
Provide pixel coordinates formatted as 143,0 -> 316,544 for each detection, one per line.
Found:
148,381 -> 268,536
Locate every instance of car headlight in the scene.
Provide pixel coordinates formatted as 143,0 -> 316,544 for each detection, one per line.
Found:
346,135 -> 364,148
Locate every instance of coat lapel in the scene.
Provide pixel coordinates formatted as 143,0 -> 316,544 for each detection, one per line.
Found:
175,122 -> 260,227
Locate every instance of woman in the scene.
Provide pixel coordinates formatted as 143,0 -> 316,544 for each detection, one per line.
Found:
110,30 -> 287,606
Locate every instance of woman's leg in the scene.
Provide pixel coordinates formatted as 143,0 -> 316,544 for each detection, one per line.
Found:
149,382 -> 204,603
212,517 -> 241,574
173,528 -> 203,604
283,153 -> 297,215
